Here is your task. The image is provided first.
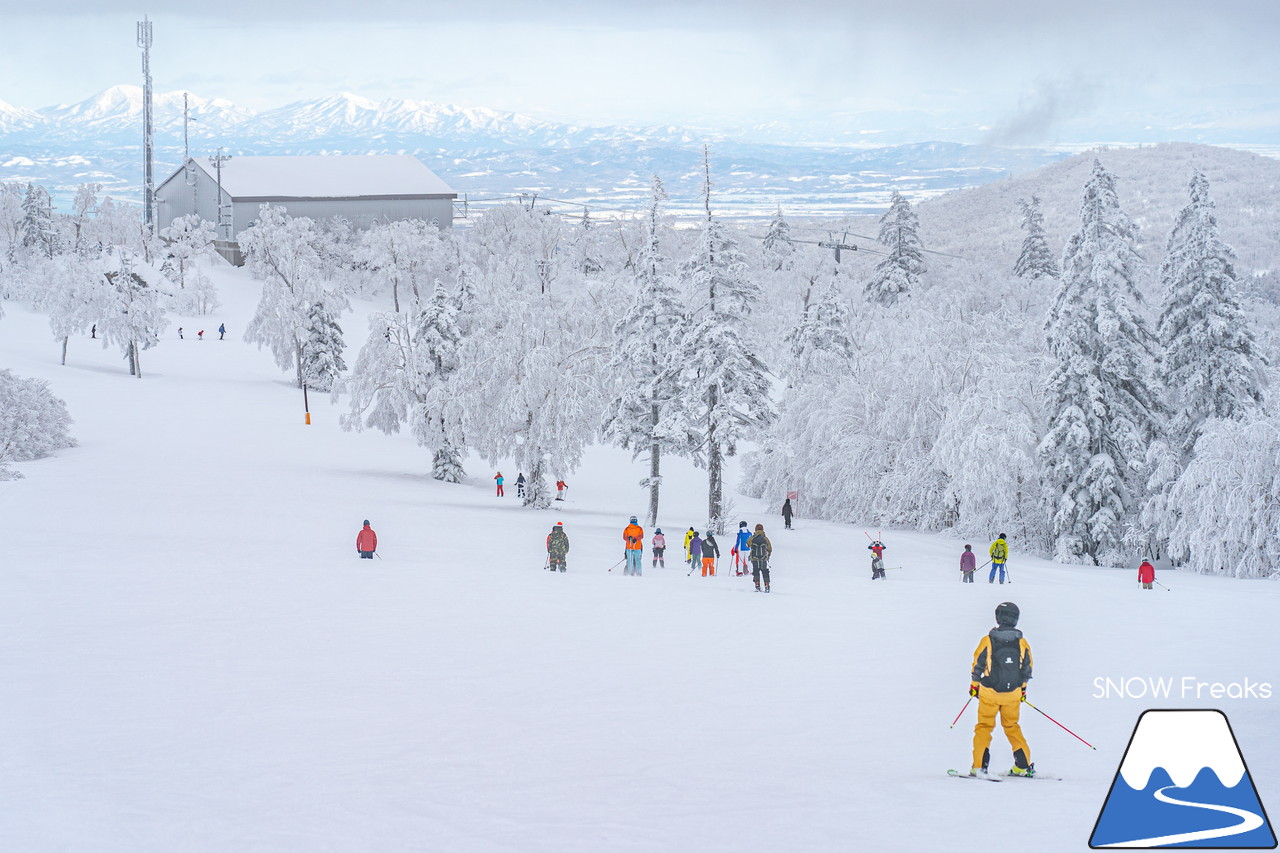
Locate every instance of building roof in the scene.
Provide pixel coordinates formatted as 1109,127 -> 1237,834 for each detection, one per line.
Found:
185,154 -> 456,199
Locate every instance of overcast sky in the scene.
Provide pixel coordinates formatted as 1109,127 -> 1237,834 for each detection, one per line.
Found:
2,1 -> 1277,140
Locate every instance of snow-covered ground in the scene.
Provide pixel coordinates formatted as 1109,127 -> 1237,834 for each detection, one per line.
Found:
3,261 -> 1278,852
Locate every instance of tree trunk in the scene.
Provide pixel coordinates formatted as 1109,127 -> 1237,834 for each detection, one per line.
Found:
648,438 -> 661,529
707,387 -> 722,533
295,341 -> 304,388
61,336 -> 68,366
525,458 -> 551,509
134,342 -> 142,379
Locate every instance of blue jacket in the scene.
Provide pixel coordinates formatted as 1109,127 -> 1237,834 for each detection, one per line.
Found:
735,529 -> 751,552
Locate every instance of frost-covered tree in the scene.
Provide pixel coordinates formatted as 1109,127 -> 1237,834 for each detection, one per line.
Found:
40,254 -> 109,365
341,280 -> 466,481
300,298 -> 347,392
0,182 -> 24,260
356,219 -> 450,312
241,205 -> 328,388
19,183 -> 59,259
69,182 -> 102,255
1013,195 -> 1059,283
665,149 -> 774,530
101,258 -> 168,378
0,369 -> 76,480
865,191 -> 925,306
782,275 -> 855,384
1166,414 -> 1280,578
761,208 -> 796,272
160,214 -> 215,290
1156,171 -> 1265,452
601,175 -> 683,527
1039,160 -> 1162,565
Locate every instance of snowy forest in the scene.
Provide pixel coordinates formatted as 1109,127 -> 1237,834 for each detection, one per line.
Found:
2,143 -> 1277,577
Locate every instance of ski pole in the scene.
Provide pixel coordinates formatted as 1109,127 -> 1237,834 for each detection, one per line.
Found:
977,559 -> 992,570
950,697 -> 973,728
375,552 -> 384,561
1005,564 -> 1013,584
1155,580 -> 1171,592
607,557 -> 625,573
543,557 -> 550,571
1024,700 -> 1096,750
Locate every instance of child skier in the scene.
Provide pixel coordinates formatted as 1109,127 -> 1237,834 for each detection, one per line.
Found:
652,529 -> 666,568
684,527 -> 697,566
689,531 -> 704,571
494,472 -> 504,497
356,520 -> 378,559
749,524 -> 772,592
969,601 -> 1035,777
960,544 -> 976,583
546,522 -> 569,572
868,539 -> 887,580
1138,559 -> 1156,590
989,534 -> 1009,584
701,530 -> 721,577
733,521 -> 751,576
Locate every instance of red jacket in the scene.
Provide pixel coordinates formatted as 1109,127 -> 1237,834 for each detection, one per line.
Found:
356,524 -> 377,552
1138,561 -> 1155,583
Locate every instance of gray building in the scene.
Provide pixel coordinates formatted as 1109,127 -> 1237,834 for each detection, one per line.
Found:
154,154 -> 457,262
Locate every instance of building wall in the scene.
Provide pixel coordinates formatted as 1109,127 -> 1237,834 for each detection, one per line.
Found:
232,197 -> 454,233
154,165 -> 225,234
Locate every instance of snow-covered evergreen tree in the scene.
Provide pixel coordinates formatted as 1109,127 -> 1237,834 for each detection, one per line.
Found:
1013,195 -> 1059,283
761,208 -> 796,272
865,191 -> 924,306
665,149 -> 774,530
341,280 -> 465,482
1039,160 -> 1163,565
1156,171 -> 1265,452
240,205 -> 326,388
0,368 -> 76,480
19,183 -> 59,259
160,214 -> 215,290
69,182 -> 101,255
782,275 -> 855,384
100,256 -> 168,378
601,175 -> 683,527
300,299 -> 347,392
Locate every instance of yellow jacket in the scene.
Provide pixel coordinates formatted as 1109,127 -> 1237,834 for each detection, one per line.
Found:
990,538 -> 1008,561
971,628 -> 1033,694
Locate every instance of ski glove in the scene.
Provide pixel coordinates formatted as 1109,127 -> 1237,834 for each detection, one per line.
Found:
1020,687 -> 1028,702
969,683 -> 980,698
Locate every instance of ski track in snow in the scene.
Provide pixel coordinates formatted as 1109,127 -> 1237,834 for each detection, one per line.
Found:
2,259 -> 1279,852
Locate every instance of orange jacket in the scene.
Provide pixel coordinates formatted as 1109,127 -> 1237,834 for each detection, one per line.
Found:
356,525 -> 377,552
623,523 -> 644,550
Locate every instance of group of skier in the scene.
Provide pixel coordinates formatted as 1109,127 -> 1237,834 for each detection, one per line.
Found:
956,535 -> 1010,583
494,472 -> 568,501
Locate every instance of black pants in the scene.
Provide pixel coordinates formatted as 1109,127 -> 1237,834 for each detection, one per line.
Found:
783,517 -> 792,529
652,547 -> 665,567
752,561 -> 770,586
359,551 -> 374,559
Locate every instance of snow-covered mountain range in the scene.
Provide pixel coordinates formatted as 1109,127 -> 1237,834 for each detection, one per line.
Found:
2,85 -> 1069,217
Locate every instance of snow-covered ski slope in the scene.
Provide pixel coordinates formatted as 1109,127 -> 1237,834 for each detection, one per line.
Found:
3,262 -> 1278,852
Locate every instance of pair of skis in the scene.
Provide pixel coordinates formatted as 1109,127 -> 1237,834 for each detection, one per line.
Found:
946,769 -> 1061,782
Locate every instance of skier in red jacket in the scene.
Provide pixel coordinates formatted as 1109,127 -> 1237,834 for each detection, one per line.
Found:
356,520 -> 378,559
1138,560 -> 1156,590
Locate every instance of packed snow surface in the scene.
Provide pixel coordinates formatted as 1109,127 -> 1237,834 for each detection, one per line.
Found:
3,262 -> 1278,852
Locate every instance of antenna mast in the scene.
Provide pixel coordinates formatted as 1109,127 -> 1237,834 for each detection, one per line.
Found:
137,16 -> 155,233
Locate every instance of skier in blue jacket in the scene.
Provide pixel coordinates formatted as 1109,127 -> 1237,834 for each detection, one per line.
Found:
733,521 -> 751,576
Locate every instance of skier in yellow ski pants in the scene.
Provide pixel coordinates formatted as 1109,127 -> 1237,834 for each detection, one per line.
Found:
969,601 -> 1035,776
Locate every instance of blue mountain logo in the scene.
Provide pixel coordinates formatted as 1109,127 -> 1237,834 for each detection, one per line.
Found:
1091,709 -> 1277,848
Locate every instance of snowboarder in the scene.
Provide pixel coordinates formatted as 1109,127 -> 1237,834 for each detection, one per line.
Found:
555,479 -> 567,501
546,522 -> 569,572
960,544 -> 976,583
516,472 -> 526,499
494,472 -> 504,497
868,539 -> 887,580
989,534 -> 1009,584
969,601 -> 1034,777
1138,559 -> 1156,590
733,521 -> 751,576
782,498 -> 794,530
684,527 -> 696,565
356,520 -> 378,559
689,531 -> 704,571
652,529 -> 666,568
197,329 -> 205,340
218,323 -> 226,340
178,327 -> 183,340
701,530 -> 721,577
623,516 -> 644,576
749,524 -> 772,591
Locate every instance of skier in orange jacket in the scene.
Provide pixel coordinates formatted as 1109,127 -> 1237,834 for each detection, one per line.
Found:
622,516 -> 644,576
356,520 -> 378,559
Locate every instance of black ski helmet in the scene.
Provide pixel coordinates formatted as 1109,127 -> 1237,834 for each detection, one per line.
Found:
739,521 -> 748,528
995,601 -> 1020,627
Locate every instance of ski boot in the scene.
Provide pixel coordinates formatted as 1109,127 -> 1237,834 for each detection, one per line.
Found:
765,584 -> 771,593
968,767 -> 987,778
754,583 -> 761,592
1010,763 -> 1035,778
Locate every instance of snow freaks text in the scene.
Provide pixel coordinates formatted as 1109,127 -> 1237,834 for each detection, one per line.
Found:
1093,677 -> 1273,700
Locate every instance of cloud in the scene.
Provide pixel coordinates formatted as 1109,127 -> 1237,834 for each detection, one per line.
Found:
981,77 -> 1104,147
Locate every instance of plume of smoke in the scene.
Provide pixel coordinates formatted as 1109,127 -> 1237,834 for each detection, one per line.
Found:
982,76 -> 1103,147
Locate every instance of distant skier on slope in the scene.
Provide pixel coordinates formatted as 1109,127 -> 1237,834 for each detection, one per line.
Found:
555,479 -> 567,501
782,498 -> 794,530
652,529 -> 666,568
989,534 -> 1009,584
516,472 -> 526,499
546,522 -> 569,572
218,323 -> 226,340
960,544 -> 976,583
684,527 -> 696,565
1138,559 -> 1156,590
701,530 -> 721,576
356,520 -> 378,559
689,531 -> 704,572
733,521 -> 751,576
969,601 -> 1034,777
623,516 -> 644,576
494,472 -> 504,497
868,539 -> 887,580
749,524 -> 772,592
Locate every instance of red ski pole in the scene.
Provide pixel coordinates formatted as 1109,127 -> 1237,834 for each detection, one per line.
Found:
1024,700 -> 1096,750
950,697 -> 973,728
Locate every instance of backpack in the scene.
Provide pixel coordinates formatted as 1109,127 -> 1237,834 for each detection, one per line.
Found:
983,629 -> 1025,693
992,540 -> 1007,561
749,533 -> 769,561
